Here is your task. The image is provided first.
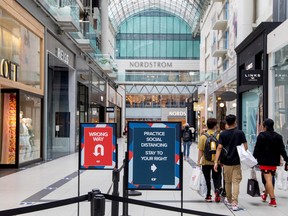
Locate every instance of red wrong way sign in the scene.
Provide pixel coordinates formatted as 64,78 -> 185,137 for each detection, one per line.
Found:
80,123 -> 117,169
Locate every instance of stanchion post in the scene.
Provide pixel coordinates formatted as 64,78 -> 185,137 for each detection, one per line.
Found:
89,189 -> 105,216
111,169 -> 120,216
122,154 -> 129,216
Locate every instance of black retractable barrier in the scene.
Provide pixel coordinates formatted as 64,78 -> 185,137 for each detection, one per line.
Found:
88,189 -> 105,216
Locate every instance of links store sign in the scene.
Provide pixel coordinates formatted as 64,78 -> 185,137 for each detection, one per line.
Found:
241,70 -> 263,85
129,61 -> 173,69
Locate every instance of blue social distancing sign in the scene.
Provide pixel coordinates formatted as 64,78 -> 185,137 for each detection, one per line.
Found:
127,122 -> 182,190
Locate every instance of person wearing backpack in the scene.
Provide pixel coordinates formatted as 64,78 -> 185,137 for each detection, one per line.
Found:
182,123 -> 193,160
197,118 -> 222,202
213,114 -> 248,211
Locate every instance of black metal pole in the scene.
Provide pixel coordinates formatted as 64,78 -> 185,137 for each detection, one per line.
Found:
122,153 -> 129,216
111,169 -> 120,216
89,189 -> 105,216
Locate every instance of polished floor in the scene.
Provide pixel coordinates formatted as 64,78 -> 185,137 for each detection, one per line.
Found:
1,137 -> 288,216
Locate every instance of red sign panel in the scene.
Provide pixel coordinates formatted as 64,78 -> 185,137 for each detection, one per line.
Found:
83,127 -> 113,167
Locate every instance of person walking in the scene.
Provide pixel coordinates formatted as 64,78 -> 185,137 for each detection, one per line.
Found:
182,123 -> 193,160
213,114 -> 248,211
253,118 -> 288,207
197,118 -> 222,202
219,120 -> 227,197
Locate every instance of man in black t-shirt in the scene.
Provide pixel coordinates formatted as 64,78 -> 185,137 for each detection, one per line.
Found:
213,114 -> 247,211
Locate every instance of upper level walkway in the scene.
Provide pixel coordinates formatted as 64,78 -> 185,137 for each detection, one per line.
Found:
0,137 -> 288,216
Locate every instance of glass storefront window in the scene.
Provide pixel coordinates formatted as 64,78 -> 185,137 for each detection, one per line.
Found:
19,92 -> 42,164
272,45 -> 288,151
0,91 -> 41,165
241,87 -> 263,152
0,9 -> 41,89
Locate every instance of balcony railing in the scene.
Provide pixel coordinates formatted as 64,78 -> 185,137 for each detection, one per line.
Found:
211,11 -> 227,31
93,54 -> 118,73
211,39 -> 228,57
69,21 -> 99,52
36,0 -> 80,32
116,71 -> 201,83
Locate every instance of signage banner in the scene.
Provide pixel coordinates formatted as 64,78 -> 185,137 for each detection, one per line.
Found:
79,123 -> 117,170
127,121 -> 182,190
241,70 -> 263,85
106,107 -> 115,112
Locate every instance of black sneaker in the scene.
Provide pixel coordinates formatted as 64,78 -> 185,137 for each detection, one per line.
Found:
205,195 -> 212,202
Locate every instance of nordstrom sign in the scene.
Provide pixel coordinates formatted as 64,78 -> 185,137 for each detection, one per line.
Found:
129,61 -> 173,68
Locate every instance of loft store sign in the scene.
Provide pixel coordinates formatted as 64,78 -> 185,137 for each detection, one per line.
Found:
129,61 -> 173,68
169,111 -> 186,117
0,59 -> 19,82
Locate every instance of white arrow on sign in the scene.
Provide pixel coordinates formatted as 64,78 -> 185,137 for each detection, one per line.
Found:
93,144 -> 104,157
151,164 -> 157,172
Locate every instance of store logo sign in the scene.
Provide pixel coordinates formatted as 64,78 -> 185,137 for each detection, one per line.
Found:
275,70 -> 288,85
241,70 -> 263,85
168,111 -> 186,117
56,48 -> 69,65
129,61 -> 173,68
0,59 -> 18,82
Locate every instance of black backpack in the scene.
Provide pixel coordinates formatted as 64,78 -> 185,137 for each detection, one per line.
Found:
203,132 -> 218,161
182,129 -> 190,142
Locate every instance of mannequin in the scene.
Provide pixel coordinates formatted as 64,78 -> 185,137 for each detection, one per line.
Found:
19,112 -> 32,161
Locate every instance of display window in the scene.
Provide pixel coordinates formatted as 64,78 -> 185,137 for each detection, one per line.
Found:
241,87 -> 263,152
0,90 -> 42,166
0,8 -> 41,89
272,45 -> 288,151
0,93 -> 17,164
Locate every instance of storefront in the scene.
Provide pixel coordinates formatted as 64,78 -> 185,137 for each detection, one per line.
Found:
107,85 -> 122,137
0,0 -> 44,168
46,32 -> 76,160
267,20 -> 288,150
235,22 -> 280,151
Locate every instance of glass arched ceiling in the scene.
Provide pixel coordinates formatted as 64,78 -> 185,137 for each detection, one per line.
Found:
108,0 -> 210,35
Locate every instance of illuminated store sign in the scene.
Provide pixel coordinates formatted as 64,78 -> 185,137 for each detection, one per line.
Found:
129,61 -> 173,68
0,59 -> 18,82
168,111 -> 187,117
56,48 -> 69,65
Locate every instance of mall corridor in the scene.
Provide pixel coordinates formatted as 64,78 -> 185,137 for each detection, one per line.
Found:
0,137 -> 288,216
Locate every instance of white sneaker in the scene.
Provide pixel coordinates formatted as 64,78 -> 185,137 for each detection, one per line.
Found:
224,198 -> 232,207
232,203 -> 240,211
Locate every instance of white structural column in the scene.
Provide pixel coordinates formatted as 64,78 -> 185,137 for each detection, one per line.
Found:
212,93 -> 217,118
204,83 -> 208,124
100,0 -> 109,54
237,0 -> 254,45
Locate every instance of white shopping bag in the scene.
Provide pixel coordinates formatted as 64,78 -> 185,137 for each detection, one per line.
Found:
276,165 -> 288,191
189,166 -> 202,191
197,172 -> 207,197
237,144 -> 258,168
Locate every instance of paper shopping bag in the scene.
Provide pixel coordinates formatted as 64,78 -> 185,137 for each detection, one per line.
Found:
247,178 -> 260,197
